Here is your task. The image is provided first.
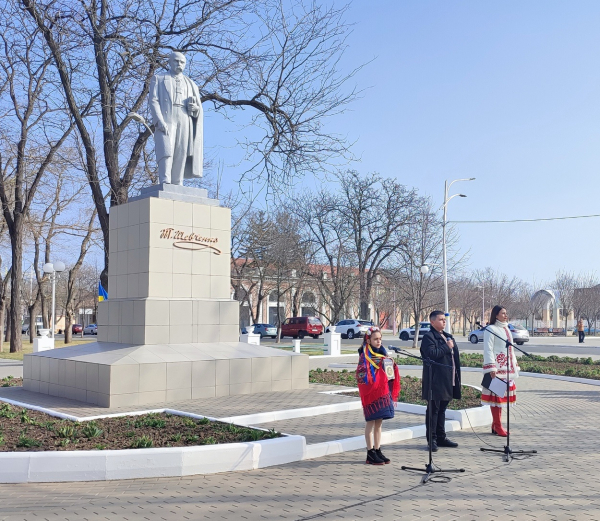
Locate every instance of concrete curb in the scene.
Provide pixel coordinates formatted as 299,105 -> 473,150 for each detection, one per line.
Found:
4,368 -> 594,483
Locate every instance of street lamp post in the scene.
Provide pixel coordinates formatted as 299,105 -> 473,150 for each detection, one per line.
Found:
442,178 -> 475,334
43,261 -> 66,338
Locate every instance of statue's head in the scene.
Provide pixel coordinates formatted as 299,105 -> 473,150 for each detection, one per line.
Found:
168,51 -> 186,74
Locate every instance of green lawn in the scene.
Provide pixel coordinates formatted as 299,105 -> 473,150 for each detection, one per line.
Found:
273,344 -> 358,356
0,338 -> 93,361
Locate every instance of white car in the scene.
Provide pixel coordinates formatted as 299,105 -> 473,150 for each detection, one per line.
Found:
399,322 -> 431,341
325,319 -> 374,339
469,323 -> 529,345
83,324 -> 98,335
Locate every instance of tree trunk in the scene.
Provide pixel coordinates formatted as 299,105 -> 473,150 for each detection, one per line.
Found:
9,225 -> 23,353
0,301 -> 4,353
64,308 -> 73,344
28,299 -> 38,344
4,299 -> 11,344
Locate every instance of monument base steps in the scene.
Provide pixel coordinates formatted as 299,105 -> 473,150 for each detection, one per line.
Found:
23,342 -> 308,408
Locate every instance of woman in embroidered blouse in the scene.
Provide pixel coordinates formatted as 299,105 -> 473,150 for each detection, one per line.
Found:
356,327 -> 400,465
482,305 -> 520,437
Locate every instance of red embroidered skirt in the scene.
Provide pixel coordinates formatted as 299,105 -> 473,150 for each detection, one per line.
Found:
481,380 -> 516,408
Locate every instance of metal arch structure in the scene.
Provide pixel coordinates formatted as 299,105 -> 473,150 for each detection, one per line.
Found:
531,289 -> 560,329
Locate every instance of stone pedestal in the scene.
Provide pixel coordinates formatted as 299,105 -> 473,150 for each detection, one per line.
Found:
33,335 -> 54,353
23,185 -> 308,407
323,332 -> 341,356
240,332 -> 261,345
98,184 -> 236,345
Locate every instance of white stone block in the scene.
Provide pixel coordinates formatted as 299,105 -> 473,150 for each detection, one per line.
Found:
105,448 -> 183,480
0,454 -> 30,483
33,336 -> 54,352
253,436 -> 306,469
323,332 -> 341,356
240,333 -> 260,345
28,451 -> 107,482
181,444 -> 254,475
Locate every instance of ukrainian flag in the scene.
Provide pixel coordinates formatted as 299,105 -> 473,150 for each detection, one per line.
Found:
98,282 -> 108,302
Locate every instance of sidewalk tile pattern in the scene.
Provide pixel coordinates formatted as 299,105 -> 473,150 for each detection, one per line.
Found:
1,369 -> 600,520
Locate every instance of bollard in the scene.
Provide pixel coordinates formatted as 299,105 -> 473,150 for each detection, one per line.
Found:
33,329 -> 54,352
323,331 -> 341,356
292,339 -> 301,353
240,332 -> 261,345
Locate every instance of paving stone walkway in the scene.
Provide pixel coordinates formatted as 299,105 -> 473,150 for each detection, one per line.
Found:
1,370 -> 600,520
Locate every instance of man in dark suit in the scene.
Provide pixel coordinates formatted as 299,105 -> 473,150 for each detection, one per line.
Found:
420,310 -> 461,452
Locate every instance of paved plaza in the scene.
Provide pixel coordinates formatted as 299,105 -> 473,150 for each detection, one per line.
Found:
1,364 -> 599,521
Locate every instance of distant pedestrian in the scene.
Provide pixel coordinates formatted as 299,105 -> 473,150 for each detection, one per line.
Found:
578,318 -> 585,344
356,327 -> 400,465
482,305 -> 520,437
420,311 -> 461,452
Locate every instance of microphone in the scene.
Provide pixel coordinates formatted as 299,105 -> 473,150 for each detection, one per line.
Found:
387,345 -> 402,353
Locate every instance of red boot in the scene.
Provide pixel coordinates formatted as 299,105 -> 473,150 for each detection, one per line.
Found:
491,407 -> 508,437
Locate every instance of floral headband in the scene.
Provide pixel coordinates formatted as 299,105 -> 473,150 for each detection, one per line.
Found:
362,326 -> 381,348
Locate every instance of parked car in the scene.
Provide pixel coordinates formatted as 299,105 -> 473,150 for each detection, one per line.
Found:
399,322 -> 431,341
83,324 -> 98,335
240,323 -> 277,338
281,316 -> 323,339
22,317 -> 44,336
72,324 -> 83,334
325,319 -> 374,339
468,323 -> 530,345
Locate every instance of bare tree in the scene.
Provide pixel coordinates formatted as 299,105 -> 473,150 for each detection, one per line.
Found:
573,274 -> 600,335
21,0 -> 359,289
452,276 -> 481,335
553,270 -> 578,334
0,8 -> 74,352
232,210 -> 273,325
474,268 -> 523,313
265,211 -> 311,341
63,209 -> 99,343
393,200 -> 446,347
329,170 -> 418,320
0,266 -> 11,353
294,190 -> 359,325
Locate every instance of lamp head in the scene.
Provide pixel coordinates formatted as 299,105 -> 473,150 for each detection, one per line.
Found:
43,263 -> 54,274
469,177 -> 476,180
54,261 -> 66,273
459,194 -> 467,198
420,265 -> 429,275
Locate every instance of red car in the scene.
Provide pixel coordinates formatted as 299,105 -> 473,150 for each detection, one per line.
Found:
72,324 -> 83,334
281,316 -> 323,339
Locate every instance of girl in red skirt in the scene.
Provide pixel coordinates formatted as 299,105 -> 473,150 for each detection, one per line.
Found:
482,305 -> 520,437
356,327 -> 400,465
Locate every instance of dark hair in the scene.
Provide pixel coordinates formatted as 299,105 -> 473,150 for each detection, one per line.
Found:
429,310 -> 445,321
489,305 -> 506,325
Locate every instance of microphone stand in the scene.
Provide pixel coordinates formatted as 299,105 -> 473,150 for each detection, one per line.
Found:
476,324 -> 537,462
389,346 -> 465,484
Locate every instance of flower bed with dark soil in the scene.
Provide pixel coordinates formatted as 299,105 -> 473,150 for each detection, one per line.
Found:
1,376 -> 22,387
0,403 -> 280,452
309,369 -> 481,409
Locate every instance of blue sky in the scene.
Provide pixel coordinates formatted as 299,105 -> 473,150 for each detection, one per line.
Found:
205,1 -> 600,284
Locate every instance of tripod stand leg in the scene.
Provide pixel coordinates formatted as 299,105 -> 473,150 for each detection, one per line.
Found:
401,361 -> 465,483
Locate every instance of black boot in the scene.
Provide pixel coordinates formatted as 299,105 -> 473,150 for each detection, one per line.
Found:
366,448 -> 385,465
375,448 -> 390,464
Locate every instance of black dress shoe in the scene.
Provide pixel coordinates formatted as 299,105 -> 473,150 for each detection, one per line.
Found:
437,438 -> 458,448
429,439 -> 438,452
